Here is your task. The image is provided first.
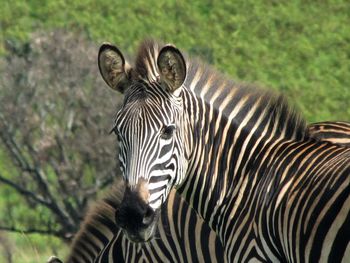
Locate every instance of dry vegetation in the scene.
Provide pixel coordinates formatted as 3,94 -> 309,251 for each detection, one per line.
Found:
0,30 -> 122,255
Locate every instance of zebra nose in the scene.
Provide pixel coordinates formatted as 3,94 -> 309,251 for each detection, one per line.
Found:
115,196 -> 155,230
142,206 -> 155,226
115,208 -> 125,228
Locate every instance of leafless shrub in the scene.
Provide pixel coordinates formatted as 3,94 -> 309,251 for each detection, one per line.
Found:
0,30 -> 122,240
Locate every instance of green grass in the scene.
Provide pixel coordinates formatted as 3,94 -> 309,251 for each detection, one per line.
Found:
0,0 -> 349,261
1,0 -> 349,121
1,232 -> 67,263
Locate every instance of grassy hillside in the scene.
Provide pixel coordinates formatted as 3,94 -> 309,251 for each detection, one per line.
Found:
0,0 -> 349,262
1,0 -> 349,121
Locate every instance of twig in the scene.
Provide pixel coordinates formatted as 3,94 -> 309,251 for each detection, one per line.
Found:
0,125 -> 77,231
0,172 -> 50,206
0,225 -> 64,238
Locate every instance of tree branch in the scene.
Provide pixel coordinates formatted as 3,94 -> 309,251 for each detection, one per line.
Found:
48,159 -> 82,225
0,169 -> 76,233
0,172 -> 50,206
0,124 -> 77,231
0,225 -> 64,238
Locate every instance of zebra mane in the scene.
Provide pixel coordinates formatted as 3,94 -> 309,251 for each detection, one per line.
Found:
187,59 -> 309,140
134,38 -> 162,82
133,39 -> 308,140
67,177 -> 125,259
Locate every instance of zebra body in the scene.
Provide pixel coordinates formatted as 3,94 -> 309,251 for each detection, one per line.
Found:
58,118 -> 350,263
65,114 -> 350,262
177,92 -> 350,262
64,115 -> 350,262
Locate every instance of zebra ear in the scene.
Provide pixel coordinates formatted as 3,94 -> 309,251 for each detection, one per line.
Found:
98,43 -> 131,93
157,45 -> 186,94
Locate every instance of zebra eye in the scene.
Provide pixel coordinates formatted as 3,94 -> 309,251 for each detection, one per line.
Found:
161,125 -> 175,139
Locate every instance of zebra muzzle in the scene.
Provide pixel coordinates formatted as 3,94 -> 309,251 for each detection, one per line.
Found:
115,183 -> 158,242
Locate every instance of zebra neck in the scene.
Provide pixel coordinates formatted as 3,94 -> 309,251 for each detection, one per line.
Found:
177,87 -> 296,245
177,89 -> 246,231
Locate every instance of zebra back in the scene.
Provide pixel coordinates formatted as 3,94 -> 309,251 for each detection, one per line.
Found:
309,121 -> 350,146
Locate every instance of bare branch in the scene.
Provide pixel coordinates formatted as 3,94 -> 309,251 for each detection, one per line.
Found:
0,225 -> 64,238
0,120 -> 31,171
0,125 -> 77,231
0,172 -> 50,206
0,171 -> 76,233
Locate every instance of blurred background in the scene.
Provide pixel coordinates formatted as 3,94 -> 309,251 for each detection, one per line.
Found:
0,1 -> 349,262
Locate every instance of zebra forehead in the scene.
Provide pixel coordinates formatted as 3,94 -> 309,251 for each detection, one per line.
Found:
116,88 -> 179,128
116,102 -> 175,133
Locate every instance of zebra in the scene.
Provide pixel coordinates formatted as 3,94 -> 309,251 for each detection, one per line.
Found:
96,39 -> 350,262
50,40 -> 350,262
309,121 -> 350,147
48,121 -> 350,263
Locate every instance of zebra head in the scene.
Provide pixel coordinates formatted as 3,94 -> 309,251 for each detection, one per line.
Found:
98,41 -> 190,242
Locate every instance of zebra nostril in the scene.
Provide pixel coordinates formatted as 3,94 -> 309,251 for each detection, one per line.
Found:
142,207 -> 154,226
